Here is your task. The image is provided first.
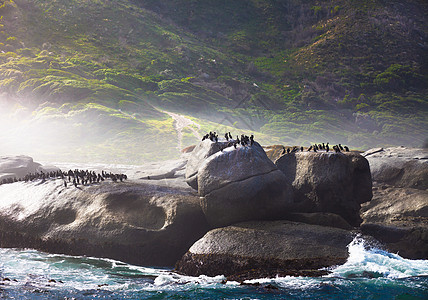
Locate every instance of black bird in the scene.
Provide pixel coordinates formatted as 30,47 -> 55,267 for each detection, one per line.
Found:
229,132 -> 232,140
344,146 -> 350,152
307,145 -> 313,151
250,134 -> 254,146
281,147 -> 286,155
287,148 -> 290,154
339,144 -> 344,151
300,146 -> 304,152
225,133 -> 229,141
326,144 -> 329,152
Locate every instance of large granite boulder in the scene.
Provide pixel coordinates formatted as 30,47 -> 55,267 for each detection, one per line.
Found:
185,139 -> 230,190
360,147 -> 428,259
363,146 -> 428,189
175,220 -> 355,280
0,178 -> 209,267
275,152 -> 372,227
197,142 -> 294,228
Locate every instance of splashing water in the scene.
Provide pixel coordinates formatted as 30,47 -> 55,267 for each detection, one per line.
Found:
0,237 -> 427,299
326,235 -> 428,279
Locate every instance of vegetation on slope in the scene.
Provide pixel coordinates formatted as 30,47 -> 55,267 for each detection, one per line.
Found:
0,0 -> 426,162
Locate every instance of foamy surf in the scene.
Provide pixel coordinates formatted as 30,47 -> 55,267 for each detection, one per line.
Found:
0,236 -> 427,299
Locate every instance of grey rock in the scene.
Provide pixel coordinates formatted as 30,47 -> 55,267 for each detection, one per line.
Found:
360,147 -> 428,259
0,179 -> 208,267
176,220 -> 355,279
283,212 -> 353,230
360,183 -> 428,259
0,155 -> 41,181
275,152 -> 372,226
363,146 -> 428,189
197,142 -> 293,227
185,139 -> 230,190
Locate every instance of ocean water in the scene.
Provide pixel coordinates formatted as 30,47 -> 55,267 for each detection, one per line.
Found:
0,237 -> 427,299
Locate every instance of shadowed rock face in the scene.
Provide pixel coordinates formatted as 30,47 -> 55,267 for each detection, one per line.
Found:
361,147 -> 428,259
275,152 -> 372,227
194,142 -> 294,228
0,179 -> 209,267
175,221 -> 355,280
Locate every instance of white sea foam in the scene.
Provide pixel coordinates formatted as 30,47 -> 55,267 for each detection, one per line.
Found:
326,235 -> 428,279
1,236 -> 427,297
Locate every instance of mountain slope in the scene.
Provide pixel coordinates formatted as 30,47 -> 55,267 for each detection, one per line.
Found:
0,0 -> 427,163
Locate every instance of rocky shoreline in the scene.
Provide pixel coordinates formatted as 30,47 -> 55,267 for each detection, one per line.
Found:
0,144 -> 426,280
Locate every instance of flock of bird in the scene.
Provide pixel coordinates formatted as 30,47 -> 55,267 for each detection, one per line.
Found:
281,142 -> 350,155
201,131 -> 351,155
0,169 -> 127,187
202,131 -> 254,149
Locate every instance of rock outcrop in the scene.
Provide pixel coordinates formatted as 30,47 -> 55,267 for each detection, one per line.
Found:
194,142 -> 294,228
0,178 -> 209,267
0,155 -> 40,181
275,152 -> 372,226
185,139 -> 230,190
363,146 -> 428,189
283,212 -> 353,230
360,147 -> 428,259
176,220 -> 355,280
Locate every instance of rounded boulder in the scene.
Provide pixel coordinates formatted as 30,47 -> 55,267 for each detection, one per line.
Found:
197,142 -> 293,228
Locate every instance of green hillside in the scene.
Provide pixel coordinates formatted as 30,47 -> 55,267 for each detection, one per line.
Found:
0,0 -> 427,163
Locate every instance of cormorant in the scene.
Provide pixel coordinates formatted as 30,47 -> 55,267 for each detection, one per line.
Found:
228,132 -> 232,139
287,148 -> 290,154
225,133 -> 229,141
308,146 -> 313,151
339,144 -> 344,151
281,147 -> 286,155
300,146 -> 304,152
250,134 -> 254,146
344,146 -> 349,152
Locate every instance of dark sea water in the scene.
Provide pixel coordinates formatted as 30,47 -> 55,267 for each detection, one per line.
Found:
0,237 -> 427,299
